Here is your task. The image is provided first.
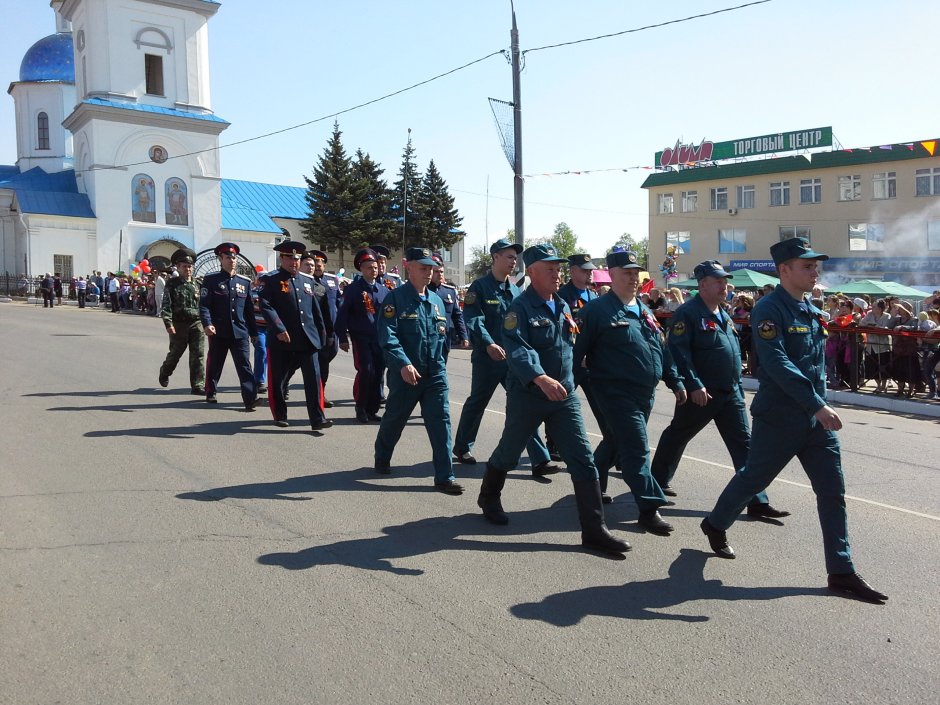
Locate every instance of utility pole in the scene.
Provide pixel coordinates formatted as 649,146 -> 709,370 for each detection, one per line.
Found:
510,3 -> 524,265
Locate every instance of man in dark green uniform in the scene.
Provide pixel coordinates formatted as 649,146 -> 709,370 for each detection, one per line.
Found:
701,238 -> 887,604
558,253 -> 609,470
477,244 -> 630,555
374,247 -> 464,495
453,239 -> 556,476
572,250 -> 686,536
651,260 -> 789,519
158,248 -> 205,394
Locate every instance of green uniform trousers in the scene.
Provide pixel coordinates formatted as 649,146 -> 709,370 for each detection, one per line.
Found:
160,321 -> 206,391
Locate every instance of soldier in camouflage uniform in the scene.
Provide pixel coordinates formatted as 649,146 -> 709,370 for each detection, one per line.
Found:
158,248 -> 206,394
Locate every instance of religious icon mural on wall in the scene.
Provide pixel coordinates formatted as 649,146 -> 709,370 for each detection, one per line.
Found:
165,178 -> 188,226
149,145 -> 168,164
132,174 -> 156,223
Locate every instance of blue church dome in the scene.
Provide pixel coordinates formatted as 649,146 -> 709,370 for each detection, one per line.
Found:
19,33 -> 74,83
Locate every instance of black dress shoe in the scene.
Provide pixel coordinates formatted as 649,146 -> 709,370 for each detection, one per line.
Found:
700,518 -> 735,559
206,394 -> 217,404
661,483 -> 678,497
453,451 -> 477,465
747,503 -> 791,519
274,419 -> 289,428
434,480 -> 465,495
638,510 -> 674,536
323,399 -> 334,408
245,399 -> 257,412
159,374 -> 169,388
257,384 -> 267,394
356,408 -> 369,423
827,572 -> 888,603
367,413 -> 382,422
375,460 -> 391,474
311,420 -> 333,431
532,461 -> 561,477
601,493 -> 612,505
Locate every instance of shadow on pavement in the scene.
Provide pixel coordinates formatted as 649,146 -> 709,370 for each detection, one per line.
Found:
256,501 -> 607,576
510,548 -> 827,625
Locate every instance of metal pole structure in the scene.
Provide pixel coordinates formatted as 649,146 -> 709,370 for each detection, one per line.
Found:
402,127 -> 411,262
511,5 -> 524,270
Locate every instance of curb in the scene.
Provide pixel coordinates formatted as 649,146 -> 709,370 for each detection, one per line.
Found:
740,377 -> 940,419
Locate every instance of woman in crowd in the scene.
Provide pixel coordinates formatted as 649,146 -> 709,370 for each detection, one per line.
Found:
861,299 -> 893,393
663,287 -> 685,312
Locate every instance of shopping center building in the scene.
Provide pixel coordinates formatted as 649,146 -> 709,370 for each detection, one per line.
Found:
642,127 -> 940,288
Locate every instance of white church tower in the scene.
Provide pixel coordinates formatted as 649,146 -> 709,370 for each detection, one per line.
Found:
58,0 -> 228,269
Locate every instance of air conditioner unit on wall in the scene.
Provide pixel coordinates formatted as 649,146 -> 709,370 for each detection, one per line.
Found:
728,208 -> 738,215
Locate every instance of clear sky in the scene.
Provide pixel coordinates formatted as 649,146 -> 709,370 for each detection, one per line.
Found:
2,0 -> 938,258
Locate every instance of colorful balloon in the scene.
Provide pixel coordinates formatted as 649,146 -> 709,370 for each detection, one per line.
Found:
255,264 -> 264,273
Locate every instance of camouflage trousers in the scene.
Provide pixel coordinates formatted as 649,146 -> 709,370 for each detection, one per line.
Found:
160,320 -> 206,391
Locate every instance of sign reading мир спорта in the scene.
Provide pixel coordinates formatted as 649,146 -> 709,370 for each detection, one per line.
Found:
656,127 -> 833,168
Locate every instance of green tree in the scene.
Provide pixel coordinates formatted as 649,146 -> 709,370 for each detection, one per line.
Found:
300,121 -> 357,262
418,159 -> 464,252
390,134 -> 425,249
349,149 -> 395,248
607,232 -> 650,270
466,244 -> 492,282
526,222 -> 579,259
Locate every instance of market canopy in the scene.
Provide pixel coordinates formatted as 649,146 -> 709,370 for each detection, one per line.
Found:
825,279 -> 925,298
672,268 -> 779,290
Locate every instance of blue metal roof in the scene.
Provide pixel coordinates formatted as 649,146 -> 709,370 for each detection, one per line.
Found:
220,196 -> 282,234
81,97 -> 229,124
19,33 -> 74,83
221,179 -> 308,219
0,168 -> 95,218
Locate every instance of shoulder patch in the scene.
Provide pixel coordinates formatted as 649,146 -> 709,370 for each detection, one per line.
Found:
504,311 -> 518,330
671,320 -> 686,336
464,290 -> 477,305
383,304 -> 396,319
757,320 -> 778,340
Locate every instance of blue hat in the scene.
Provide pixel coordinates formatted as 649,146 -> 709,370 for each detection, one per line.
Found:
567,253 -> 596,270
606,250 -> 642,269
523,243 -> 566,267
405,247 -> 438,266
214,242 -> 240,257
693,260 -> 733,280
490,238 -> 523,255
770,237 -> 829,265
274,240 -> 306,259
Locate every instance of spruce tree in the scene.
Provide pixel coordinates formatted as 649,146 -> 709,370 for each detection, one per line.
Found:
390,134 -> 425,249
418,159 -> 464,252
349,149 -> 395,249
300,121 -> 357,262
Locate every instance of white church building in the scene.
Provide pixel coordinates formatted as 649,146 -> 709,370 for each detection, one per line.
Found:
0,0 -> 320,279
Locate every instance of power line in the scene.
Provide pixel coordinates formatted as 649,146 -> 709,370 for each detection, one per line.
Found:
80,49 -> 507,174
523,0 -> 773,54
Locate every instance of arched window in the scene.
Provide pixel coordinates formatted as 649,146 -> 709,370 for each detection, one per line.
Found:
165,178 -> 188,226
131,174 -> 156,223
37,112 -> 50,150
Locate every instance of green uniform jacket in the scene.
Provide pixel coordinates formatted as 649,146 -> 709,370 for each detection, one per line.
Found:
501,286 -> 578,395
749,284 -> 829,418
161,277 -> 201,329
462,272 -> 520,363
572,292 -> 684,396
666,294 -> 741,393
377,282 -> 449,377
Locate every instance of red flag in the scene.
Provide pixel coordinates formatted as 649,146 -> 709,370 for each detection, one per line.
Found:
640,278 -> 656,294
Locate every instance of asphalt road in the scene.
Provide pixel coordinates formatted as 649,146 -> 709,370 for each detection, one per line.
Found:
1,302 -> 938,705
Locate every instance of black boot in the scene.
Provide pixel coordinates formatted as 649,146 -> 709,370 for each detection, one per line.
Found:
572,480 -> 631,554
477,464 -> 509,525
